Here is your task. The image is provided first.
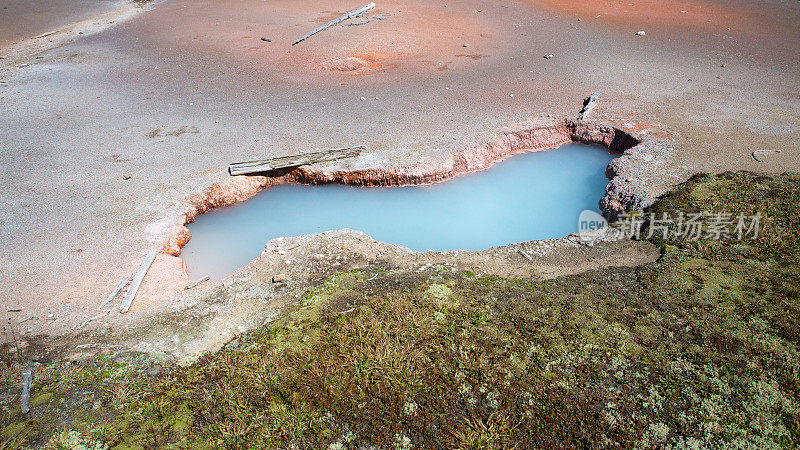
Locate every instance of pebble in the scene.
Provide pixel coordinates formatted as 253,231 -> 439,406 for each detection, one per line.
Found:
635,31 -> 646,36
543,54 -> 553,59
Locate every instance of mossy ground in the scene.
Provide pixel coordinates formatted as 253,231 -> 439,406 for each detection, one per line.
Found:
2,171 -> 799,448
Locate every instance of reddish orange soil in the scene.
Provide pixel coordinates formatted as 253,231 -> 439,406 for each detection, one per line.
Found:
527,0 -> 782,35
124,0 -> 498,84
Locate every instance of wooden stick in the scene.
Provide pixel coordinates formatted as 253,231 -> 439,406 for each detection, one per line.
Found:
292,3 -> 376,45
517,249 -> 533,261
100,272 -> 133,308
77,311 -> 110,329
229,146 -> 363,176
120,250 -> 157,313
184,275 -> 210,290
33,31 -> 56,39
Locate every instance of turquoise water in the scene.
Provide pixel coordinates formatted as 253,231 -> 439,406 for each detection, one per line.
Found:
182,143 -> 615,280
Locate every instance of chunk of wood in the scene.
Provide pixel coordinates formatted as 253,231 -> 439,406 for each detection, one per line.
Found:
229,146 -> 364,176
120,250 -> 158,313
100,272 -> 133,308
184,275 -> 210,290
578,92 -> 600,120
292,2 -> 376,45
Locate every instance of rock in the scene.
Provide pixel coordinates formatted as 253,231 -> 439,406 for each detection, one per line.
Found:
462,44 -> 469,48
635,31 -> 646,36
146,364 -> 162,376
272,274 -> 288,283
543,54 -> 553,59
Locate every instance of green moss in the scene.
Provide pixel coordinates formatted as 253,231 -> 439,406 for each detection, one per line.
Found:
1,419 -> 37,442
4,172 -> 800,448
30,392 -> 54,408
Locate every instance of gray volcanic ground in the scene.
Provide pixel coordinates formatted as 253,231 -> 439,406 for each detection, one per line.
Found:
0,0 -> 798,338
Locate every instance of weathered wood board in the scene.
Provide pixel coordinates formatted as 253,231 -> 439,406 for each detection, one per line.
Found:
228,146 -> 364,176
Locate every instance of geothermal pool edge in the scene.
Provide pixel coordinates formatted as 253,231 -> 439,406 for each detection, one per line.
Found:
158,117 -> 677,259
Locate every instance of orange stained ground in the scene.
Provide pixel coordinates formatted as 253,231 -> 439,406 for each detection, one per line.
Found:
125,0 -> 498,85
527,0 -> 779,34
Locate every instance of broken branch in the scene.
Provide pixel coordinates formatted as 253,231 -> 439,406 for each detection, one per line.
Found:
292,2 -> 376,45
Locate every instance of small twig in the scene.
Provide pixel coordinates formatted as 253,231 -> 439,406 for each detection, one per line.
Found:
33,31 -> 56,39
184,275 -> 210,290
17,316 -> 36,325
347,20 -> 371,26
7,319 -> 22,366
77,311 -> 110,329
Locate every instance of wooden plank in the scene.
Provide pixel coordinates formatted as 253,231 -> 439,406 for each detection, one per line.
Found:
229,146 -> 363,176
120,250 -> 158,313
292,2 -> 376,45
100,272 -> 133,308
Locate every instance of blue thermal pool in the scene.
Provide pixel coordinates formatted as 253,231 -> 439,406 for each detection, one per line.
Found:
181,143 -> 616,280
